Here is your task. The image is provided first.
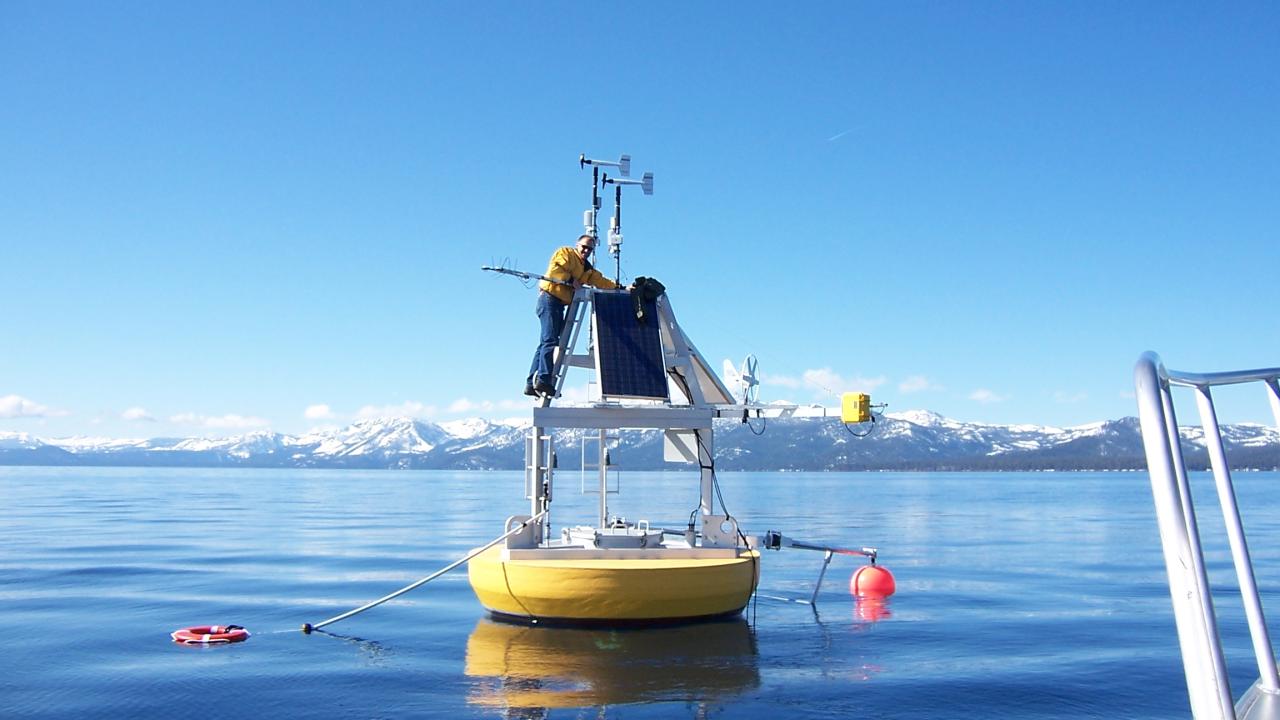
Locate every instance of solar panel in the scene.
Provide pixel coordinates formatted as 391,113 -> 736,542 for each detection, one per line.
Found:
593,291 -> 669,401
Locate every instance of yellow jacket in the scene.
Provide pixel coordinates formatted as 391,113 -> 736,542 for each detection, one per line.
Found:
538,246 -> 620,304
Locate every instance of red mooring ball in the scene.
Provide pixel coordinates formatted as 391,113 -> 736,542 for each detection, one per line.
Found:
850,564 -> 896,598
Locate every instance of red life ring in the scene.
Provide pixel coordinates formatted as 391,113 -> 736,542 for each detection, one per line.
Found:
171,625 -> 250,644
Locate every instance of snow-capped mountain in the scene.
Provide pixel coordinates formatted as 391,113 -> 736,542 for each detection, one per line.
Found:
2,412 -> 1276,471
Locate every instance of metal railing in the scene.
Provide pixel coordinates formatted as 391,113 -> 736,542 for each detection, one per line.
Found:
1134,352 -> 1280,719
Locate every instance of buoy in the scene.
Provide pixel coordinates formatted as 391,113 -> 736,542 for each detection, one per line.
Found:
850,564 -> 896,598
170,625 -> 250,645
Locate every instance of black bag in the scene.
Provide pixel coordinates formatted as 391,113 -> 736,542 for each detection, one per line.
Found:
630,276 -> 666,324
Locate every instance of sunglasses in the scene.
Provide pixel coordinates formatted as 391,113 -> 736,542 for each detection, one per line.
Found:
577,244 -> 595,254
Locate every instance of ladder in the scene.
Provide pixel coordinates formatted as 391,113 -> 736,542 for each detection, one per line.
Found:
580,430 -> 621,495
580,430 -> 621,529
524,430 -> 554,544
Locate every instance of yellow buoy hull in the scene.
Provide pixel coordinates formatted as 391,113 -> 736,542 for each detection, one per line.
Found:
467,546 -> 760,623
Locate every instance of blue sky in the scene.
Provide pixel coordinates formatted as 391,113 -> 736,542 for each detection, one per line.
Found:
2,2 -> 1277,438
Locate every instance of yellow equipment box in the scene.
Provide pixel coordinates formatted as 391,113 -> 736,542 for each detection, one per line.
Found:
841,392 -> 871,424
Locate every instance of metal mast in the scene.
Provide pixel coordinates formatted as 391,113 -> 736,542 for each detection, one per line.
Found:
580,153 -> 652,285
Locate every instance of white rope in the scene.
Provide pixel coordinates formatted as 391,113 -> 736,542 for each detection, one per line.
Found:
304,510 -> 547,632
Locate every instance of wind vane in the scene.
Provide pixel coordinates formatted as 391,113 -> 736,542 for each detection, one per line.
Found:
482,152 -> 654,288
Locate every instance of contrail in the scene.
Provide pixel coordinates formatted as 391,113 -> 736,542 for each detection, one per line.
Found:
826,128 -> 853,142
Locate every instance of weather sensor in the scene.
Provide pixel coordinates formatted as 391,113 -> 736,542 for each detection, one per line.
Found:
599,170 -> 655,284
578,154 -> 631,240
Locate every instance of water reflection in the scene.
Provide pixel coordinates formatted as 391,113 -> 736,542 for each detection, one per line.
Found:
465,617 -> 759,714
301,627 -> 394,666
854,597 -> 892,624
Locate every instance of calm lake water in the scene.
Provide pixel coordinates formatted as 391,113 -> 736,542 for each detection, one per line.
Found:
3,467 -> 1278,718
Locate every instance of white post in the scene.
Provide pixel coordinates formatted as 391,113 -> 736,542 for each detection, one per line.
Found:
1134,355 -> 1234,719
1195,386 -> 1280,693
529,426 -> 551,545
696,427 -> 714,520
1266,379 -> 1280,430
528,427 -> 542,519
598,428 -> 608,528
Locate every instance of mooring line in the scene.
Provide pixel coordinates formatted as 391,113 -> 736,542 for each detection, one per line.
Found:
302,510 -> 546,633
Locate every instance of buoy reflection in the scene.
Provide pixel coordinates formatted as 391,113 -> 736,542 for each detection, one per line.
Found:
465,617 -> 759,711
853,597 -> 892,624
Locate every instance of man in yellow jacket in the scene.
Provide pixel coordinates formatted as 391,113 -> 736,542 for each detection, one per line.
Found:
525,234 -> 621,397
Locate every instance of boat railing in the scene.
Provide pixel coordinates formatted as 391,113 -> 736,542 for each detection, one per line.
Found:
1134,351 -> 1280,719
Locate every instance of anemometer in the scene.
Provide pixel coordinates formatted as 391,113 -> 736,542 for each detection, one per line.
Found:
482,153 -> 654,288
579,153 -> 654,285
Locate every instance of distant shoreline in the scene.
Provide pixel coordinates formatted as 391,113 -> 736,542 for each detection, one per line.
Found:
3,414 -> 1276,472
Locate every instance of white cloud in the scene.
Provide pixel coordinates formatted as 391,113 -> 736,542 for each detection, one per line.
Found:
169,412 -> 270,429
121,407 -> 156,422
801,368 -> 886,394
760,372 -> 802,389
448,398 -> 525,414
304,404 -> 335,420
968,389 -> 1008,404
449,398 -> 488,413
759,369 -> 884,400
898,376 -> 942,394
553,385 -> 592,404
206,414 -> 269,429
355,401 -> 436,420
0,394 -> 54,418
1053,391 -> 1088,404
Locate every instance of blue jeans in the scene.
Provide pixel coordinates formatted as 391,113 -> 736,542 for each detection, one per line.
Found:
527,291 -> 567,387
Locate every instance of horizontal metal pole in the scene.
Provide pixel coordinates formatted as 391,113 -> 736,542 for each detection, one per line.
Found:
711,404 -> 837,419
1166,367 -> 1280,389
1142,350 -> 1280,390
533,405 -> 714,430
788,539 -> 877,558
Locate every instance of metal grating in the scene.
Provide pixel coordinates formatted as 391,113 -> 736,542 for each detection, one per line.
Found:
593,291 -> 669,400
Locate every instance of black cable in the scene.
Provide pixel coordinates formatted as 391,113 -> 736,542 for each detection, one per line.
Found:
694,431 -> 750,542
693,429 -> 760,619
499,561 -> 539,624
842,413 -> 877,438
695,431 -> 731,518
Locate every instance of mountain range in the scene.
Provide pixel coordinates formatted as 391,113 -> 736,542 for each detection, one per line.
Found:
2,411 -> 1277,471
